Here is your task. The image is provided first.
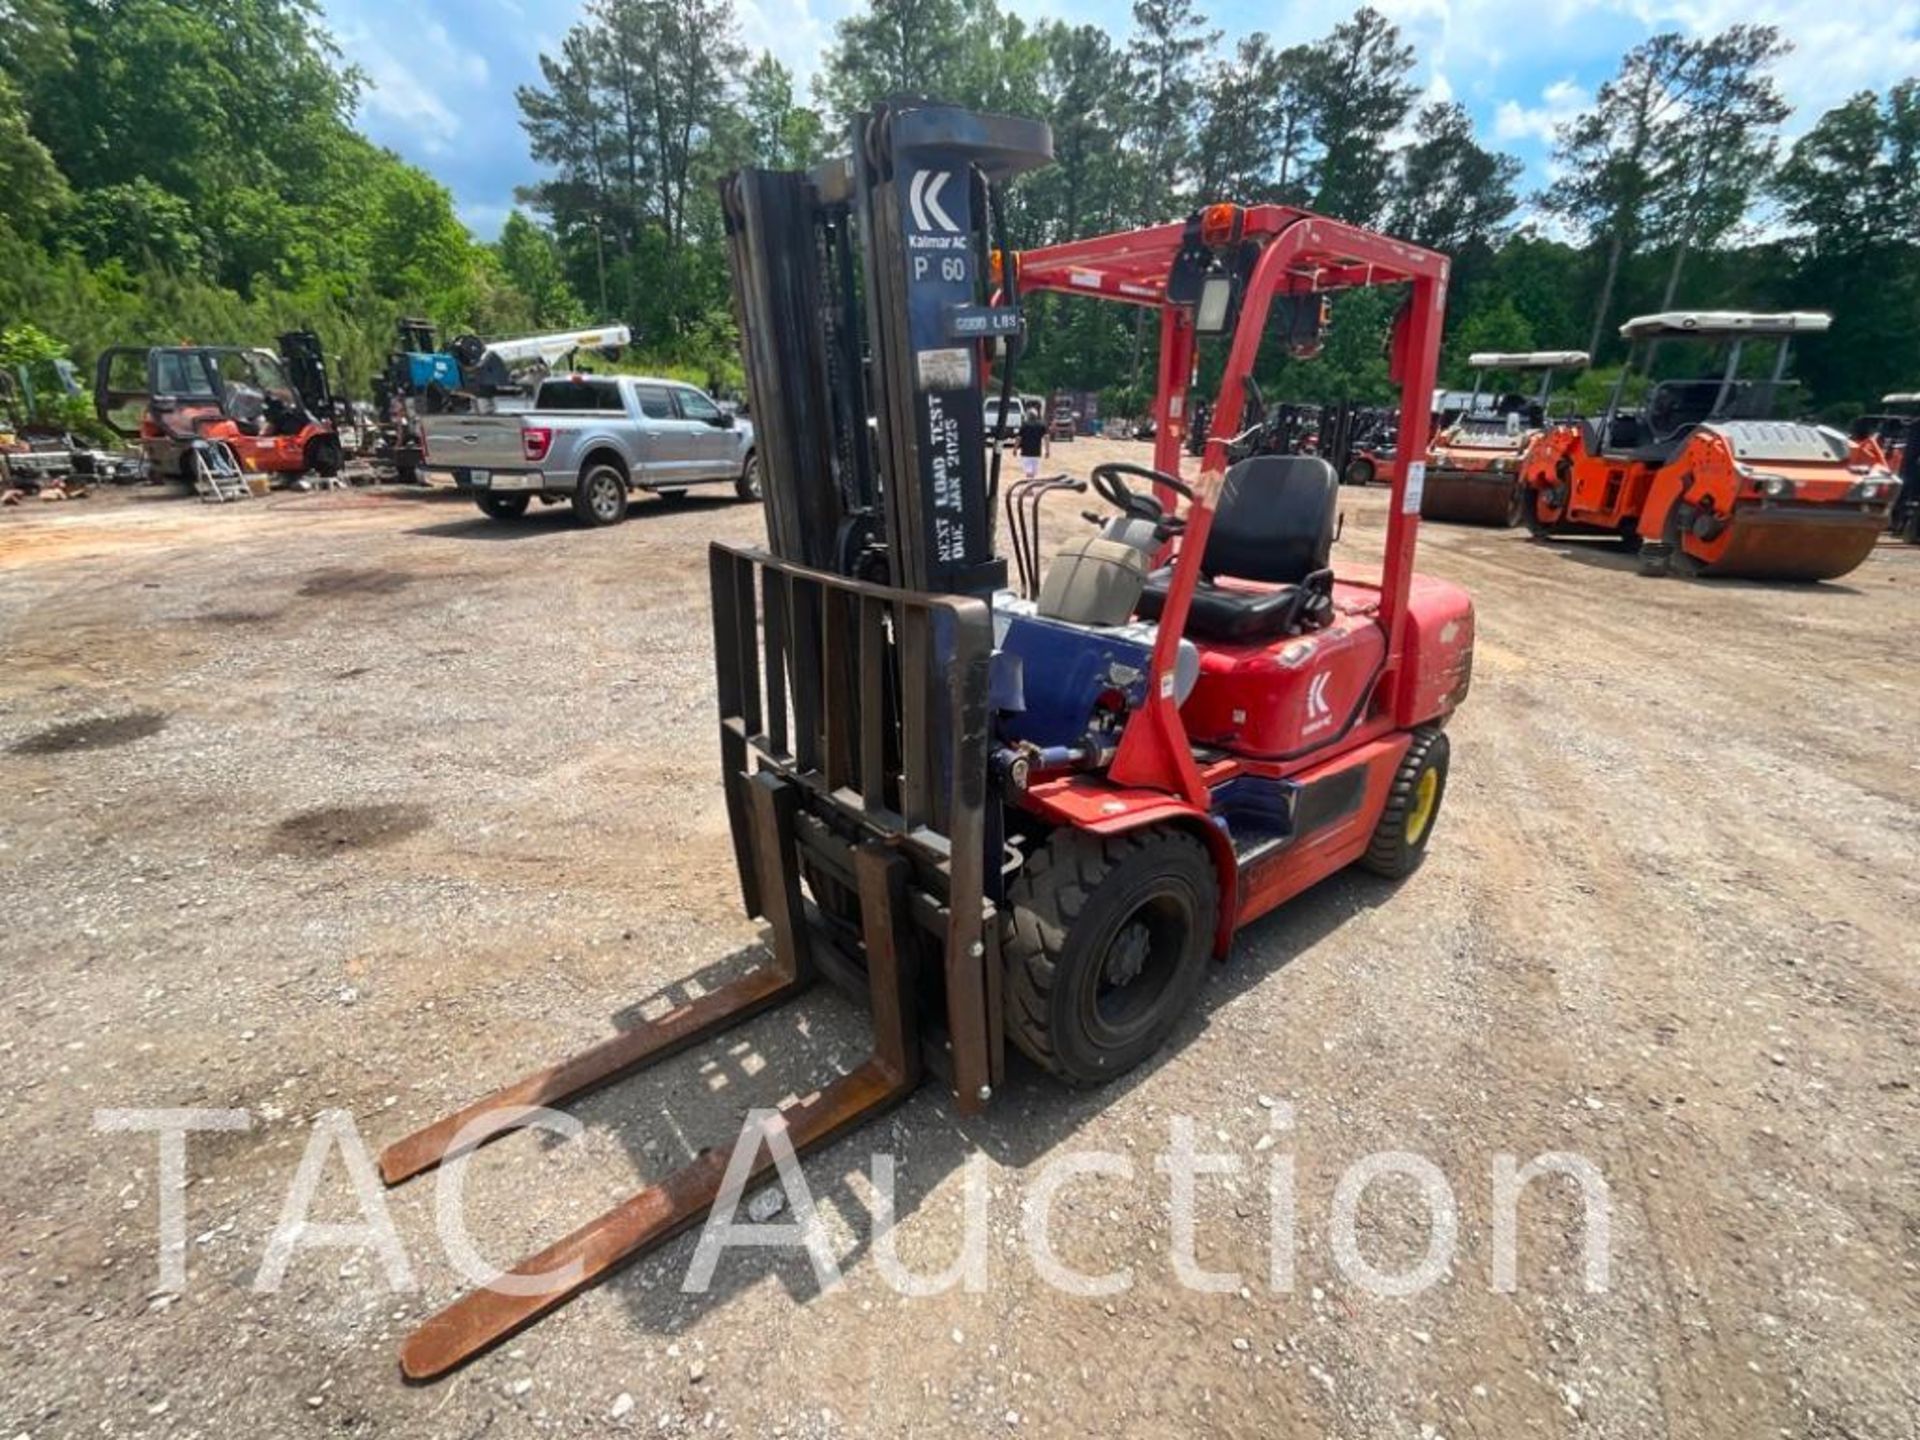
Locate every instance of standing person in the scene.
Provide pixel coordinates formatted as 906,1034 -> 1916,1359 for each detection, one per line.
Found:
1017,402 -> 1049,480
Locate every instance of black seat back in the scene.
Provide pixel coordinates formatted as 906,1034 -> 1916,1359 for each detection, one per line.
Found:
1646,380 -> 1729,441
1202,455 -> 1337,585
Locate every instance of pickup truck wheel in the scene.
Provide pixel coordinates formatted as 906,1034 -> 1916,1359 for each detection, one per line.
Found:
735,452 -> 762,501
573,463 -> 629,526
477,493 -> 529,520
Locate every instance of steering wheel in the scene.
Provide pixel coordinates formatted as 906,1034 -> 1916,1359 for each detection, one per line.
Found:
1089,462 -> 1194,529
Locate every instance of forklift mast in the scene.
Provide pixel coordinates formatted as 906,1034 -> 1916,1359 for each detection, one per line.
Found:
276,331 -> 336,422
722,101 -> 1051,590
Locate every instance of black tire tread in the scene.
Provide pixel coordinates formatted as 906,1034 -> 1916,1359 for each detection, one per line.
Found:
478,493 -> 529,520
1360,727 -> 1449,878
1004,827 -> 1211,1081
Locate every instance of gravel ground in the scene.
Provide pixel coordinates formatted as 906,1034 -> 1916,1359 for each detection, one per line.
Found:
1,452 -> 1916,1439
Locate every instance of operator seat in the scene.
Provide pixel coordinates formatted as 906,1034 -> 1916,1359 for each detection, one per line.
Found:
1135,454 -> 1337,643
1625,380 -> 1736,460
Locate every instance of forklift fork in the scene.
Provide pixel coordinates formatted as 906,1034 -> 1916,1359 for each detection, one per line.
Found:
382,542 -> 994,1381
383,778 -> 924,1380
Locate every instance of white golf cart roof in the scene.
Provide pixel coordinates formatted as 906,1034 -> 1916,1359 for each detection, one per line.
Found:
1618,311 -> 1831,340
1881,392 -> 1918,405
1466,350 -> 1589,370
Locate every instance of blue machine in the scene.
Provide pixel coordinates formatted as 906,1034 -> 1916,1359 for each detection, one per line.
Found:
402,351 -> 462,391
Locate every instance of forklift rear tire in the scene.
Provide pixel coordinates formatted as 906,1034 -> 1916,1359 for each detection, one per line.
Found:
1360,728 -> 1449,879
477,494 -> 529,521
573,464 -> 629,526
1005,828 -> 1217,1086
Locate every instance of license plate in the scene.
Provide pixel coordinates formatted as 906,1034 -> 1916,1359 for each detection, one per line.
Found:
470,468 -> 492,485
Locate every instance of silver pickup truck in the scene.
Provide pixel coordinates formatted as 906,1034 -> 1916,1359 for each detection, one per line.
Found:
422,374 -> 758,524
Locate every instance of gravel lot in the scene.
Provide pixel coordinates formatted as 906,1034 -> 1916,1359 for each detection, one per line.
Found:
2,451 -> 1916,1439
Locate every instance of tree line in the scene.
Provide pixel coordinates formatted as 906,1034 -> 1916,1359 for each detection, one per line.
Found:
516,0 -> 1918,415
2,0 -> 1915,424
0,0 -> 578,416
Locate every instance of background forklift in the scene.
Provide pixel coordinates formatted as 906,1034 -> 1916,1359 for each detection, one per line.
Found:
375,101 -> 1473,1382
1849,393 -> 1917,540
1424,350 -> 1588,526
1520,312 -> 1898,579
1867,395 -> 1920,541
94,334 -> 343,485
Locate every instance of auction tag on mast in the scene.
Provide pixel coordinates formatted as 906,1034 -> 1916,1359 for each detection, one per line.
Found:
1403,461 -> 1426,514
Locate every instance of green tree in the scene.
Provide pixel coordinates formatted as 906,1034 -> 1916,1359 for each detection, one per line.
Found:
497,211 -> 585,328
1443,296 -> 1534,379
1651,26 -> 1792,311
741,54 -> 826,169
1125,0 -> 1215,224
1386,102 -> 1522,253
1772,81 -> 1920,405
1542,33 -> 1692,357
0,68 -> 64,238
1300,7 -> 1416,225
1774,80 -> 1920,257
1192,35 -> 1290,202
817,0 -> 968,124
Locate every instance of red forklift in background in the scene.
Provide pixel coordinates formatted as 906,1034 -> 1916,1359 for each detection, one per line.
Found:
94,334 -> 343,486
376,103 -> 1473,1381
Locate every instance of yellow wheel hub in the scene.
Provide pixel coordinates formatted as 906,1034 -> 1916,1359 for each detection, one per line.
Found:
1406,766 -> 1440,845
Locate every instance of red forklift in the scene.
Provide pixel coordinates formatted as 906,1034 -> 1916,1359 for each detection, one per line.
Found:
377,102 -> 1473,1380
94,334 -> 343,486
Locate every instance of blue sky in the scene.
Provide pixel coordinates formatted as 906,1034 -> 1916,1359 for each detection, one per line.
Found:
319,0 -> 1920,241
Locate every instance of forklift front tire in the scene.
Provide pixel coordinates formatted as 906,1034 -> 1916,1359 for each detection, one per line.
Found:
305,434 -> 343,478
1005,828 -> 1216,1086
1360,728 -> 1450,879
477,493 -> 529,521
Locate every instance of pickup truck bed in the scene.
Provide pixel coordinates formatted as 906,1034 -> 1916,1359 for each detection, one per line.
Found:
422,374 -> 758,525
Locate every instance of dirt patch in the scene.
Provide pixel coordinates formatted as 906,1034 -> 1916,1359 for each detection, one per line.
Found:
269,801 -> 431,855
199,608 -> 283,626
9,709 -> 167,754
297,567 -> 415,598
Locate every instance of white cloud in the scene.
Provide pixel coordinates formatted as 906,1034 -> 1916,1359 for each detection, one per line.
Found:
733,0 -> 844,88
457,201 -> 514,239
331,14 -> 489,152
1494,78 -> 1590,143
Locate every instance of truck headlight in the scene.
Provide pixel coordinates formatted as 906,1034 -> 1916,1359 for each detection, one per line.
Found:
1757,476 -> 1794,499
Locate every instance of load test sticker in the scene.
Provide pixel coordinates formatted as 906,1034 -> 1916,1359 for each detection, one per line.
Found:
1403,461 -> 1426,513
